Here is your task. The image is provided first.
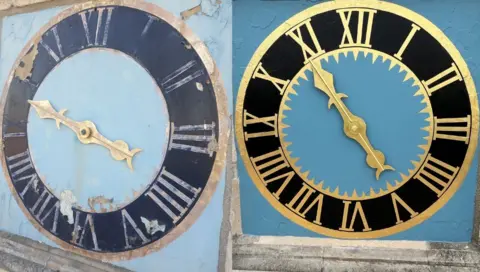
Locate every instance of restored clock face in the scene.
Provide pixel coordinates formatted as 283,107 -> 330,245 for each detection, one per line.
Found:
1,1 -> 227,260
236,0 -> 478,238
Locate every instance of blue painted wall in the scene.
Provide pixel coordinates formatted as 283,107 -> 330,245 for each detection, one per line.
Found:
234,0 -> 480,242
0,1 -> 231,271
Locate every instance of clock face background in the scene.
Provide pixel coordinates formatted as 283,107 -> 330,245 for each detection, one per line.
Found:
0,0 -> 228,262
234,0 -> 480,241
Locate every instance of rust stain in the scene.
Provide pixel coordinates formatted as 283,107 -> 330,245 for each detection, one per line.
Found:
88,195 -> 114,212
180,4 -> 201,20
15,43 -> 38,81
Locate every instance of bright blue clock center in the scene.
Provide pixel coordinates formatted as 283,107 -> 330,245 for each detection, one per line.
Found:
282,51 -> 430,197
27,48 -> 168,212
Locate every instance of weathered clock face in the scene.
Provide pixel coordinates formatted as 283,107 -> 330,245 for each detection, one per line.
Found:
236,0 -> 478,238
1,1 -> 227,260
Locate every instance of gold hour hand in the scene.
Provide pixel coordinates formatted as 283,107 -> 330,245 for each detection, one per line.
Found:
28,100 -> 141,171
309,61 -> 394,180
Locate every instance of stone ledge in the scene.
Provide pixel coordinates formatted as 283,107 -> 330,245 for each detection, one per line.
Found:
0,0 -> 52,11
233,234 -> 480,272
0,231 -> 130,272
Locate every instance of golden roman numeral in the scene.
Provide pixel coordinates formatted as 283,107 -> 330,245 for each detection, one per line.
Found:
423,63 -> 462,96
434,116 -> 471,144
251,147 -> 294,199
337,8 -> 376,48
286,183 -> 324,225
339,201 -> 371,232
394,24 -> 421,60
415,154 -> 459,197
253,62 -> 290,95
285,19 -> 325,64
243,110 -> 278,140
391,193 -> 418,224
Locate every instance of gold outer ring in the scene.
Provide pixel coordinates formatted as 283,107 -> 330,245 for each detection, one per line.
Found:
0,0 -> 229,261
235,0 -> 478,239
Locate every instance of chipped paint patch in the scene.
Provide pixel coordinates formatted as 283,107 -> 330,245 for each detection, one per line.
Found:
208,137 -> 218,154
180,5 -> 201,20
60,190 -> 76,224
140,217 -> 166,235
181,0 -> 221,21
196,82 -> 204,91
15,43 -> 38,80
88,195 -> 114,212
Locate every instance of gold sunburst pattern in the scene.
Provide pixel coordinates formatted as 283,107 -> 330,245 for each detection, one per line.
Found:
278,48 -> 434,201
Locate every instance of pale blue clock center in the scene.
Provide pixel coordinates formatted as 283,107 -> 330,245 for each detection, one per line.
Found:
282,51 -> 431,198
27,48 -> 168,212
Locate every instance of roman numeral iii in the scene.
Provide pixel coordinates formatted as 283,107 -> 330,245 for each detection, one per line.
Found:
433,116 -> 471,144
337,8 -> 376,48
169,122 -> 216,156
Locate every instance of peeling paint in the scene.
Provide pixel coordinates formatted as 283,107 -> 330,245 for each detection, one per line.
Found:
208,137 -> 218,154
180,0 -> 221,21
180,4 -> 201,20
60,190 -> 76,224
88,195 -> 114,212
140,217 -> 166,235
14,43 -> 37,80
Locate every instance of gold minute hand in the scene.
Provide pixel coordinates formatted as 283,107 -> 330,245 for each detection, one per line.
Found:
28,100 -> 141,171
309,61 -> 394,180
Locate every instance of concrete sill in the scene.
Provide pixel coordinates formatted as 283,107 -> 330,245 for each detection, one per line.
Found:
233,234 -> 480,272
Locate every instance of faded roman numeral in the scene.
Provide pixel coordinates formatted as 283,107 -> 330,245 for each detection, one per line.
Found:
30,187 -> 60,234
7,150 -> 33,178
145,167 -> 200,223
169,122 -> 216,156
141,15 -> 158,37
251,147 -> 295,199
161,60 -> 204,93
243,110 -> 278,140
121,209 -> 150,249
285,19 -> 325,64
337,8 -> 376,48
39,25 -> 64,62
72,212 -> 100,251
78,7 -> 114,46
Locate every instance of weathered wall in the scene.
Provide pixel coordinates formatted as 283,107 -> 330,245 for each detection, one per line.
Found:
0,0 -> 232,271
234,0 -> 480,242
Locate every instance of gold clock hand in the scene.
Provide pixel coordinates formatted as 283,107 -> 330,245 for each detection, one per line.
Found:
28,100 -> 141,171
309,61 -> 394,180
